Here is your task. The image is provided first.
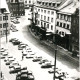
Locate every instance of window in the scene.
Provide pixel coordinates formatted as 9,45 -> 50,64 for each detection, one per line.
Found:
3,16 -> 8,20
57,13 -> 59,18
15,0 -> 18,2
47,17 -> 49,21
0,16 -> 2,21
3,23 -> 8,28
59,32 -> 61,35
49,3 -> 51,6
60,14 -> 63,19
51,25 -> 53,30
42,2 -> 44,5
29,0 -> 31,3
0,24 -> 2,28
38,21 -> 40,25
57,22 -> 59,26
51,18 -> 53,22
44,16 -> 46,20
67,15 -> 71,22
56,30 -> 58,33
38,9 -> 40,12
63,23 -> 66,28
60,23 -> 62,27
47,24 -> 49,28
67,24 -> 69,29
53,3 -> 55,6
41,15 -> 43,19
41,9 -> 43,12
48,11 -> 50,14
44,10 -> 46,13
44,23 -> 46,27
0,31 -> 2,35
51,11 -> 54,15
25,1 -> 27,3
11,0 -> 13,2
62,32 -> 64,35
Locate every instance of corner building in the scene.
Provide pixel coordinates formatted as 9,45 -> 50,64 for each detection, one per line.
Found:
33,0 -> 66,41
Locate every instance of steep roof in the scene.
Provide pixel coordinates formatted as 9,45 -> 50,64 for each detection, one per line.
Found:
0,0 -> 10,13
58,0 -> 79,14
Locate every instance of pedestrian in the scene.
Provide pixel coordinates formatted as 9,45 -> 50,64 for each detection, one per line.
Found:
21,51 -> 24,61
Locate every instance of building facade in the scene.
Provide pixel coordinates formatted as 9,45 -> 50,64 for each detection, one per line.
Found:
33,0 -> 65,40
8,0 -> 25,17
0,0 -> 10,37
71,8 -> 79,57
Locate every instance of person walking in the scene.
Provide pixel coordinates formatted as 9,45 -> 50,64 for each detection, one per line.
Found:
21,51 -> 24,61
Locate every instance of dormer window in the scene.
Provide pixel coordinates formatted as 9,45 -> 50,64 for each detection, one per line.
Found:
49,3 -> 51,6
42,2 -> 44,5
52,3 -> 55,7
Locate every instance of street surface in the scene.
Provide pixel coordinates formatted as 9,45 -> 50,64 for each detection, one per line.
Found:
1,9 -> 80,80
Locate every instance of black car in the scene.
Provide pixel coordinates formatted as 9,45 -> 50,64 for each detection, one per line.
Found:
9,38 -> 17,42
12,40 -> 21,45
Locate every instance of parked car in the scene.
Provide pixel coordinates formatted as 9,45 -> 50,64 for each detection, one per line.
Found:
9,65 -> 21,74
27,75 -> 34,80
27,70 -> 33,75
21,69 -> 28,75
41,62 -> 54,68
5,60 -> 12,65
39,59 -> 49,64
0,55 -> 5,59
32,56 -> 42,62
18,44 -> 27,50
48,68 -> 61,74
26,54 -> 35,59
9,61 -> 19,68
12,40 -> 21,45
16,72 -> 21,80
1,52 -> 8,56
9,38 -> 17,42
21,74 -> 28,80
12,29 -> 18,32
0,48 -> 7,52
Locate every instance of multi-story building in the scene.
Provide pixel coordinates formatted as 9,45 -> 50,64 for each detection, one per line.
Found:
7,0 -> 25,17
55,0 -> 79,50
71,8 -> 79,57
0,0 -> 10,37
33,0 -> 66,40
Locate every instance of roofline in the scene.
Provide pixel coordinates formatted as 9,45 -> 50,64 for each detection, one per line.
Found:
34,5 -> 59,11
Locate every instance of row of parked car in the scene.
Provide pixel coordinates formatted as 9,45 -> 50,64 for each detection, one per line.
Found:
10,24 -> 18,32
0,47 -> 35,80
8,38 -> 72,80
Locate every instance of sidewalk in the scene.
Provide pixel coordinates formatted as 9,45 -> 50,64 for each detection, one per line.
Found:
28,27 -> 79,62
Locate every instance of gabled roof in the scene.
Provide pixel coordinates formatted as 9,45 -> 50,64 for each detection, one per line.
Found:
0,0 -> 10,13
58,0 -> 79,14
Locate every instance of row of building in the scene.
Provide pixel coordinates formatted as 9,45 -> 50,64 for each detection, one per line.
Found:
31,0 -> 79,56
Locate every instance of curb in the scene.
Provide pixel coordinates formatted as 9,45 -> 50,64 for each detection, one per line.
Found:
28,27 -> 79,62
